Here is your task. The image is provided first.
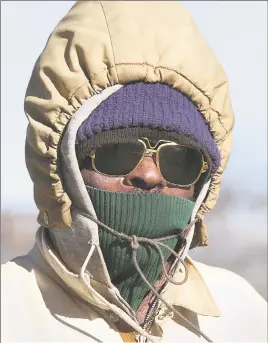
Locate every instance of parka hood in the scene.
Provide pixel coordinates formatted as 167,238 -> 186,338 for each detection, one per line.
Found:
25,1 -> 234,246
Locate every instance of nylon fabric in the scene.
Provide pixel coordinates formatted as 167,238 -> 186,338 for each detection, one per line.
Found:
24,1 -> 235,236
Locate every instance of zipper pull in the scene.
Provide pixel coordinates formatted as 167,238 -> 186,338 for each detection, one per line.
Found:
135,334 -> 147,343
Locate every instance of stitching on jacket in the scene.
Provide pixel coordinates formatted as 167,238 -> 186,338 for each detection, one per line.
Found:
68,81 -> 90,102
67,65 -> 118,101
116,62 -> 209,102
89,65 -> 116,81
68,63 -> 207,103
99,1 -> 119,83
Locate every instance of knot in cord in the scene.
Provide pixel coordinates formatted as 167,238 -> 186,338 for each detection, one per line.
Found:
131,235 -> 139,249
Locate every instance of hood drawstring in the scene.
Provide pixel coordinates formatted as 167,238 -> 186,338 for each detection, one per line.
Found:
80,211 -> 213,343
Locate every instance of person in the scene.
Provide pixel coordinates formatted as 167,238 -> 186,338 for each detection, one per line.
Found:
2,2 -> 267,342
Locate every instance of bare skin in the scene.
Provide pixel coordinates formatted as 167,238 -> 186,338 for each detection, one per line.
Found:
81,155 -> 194,200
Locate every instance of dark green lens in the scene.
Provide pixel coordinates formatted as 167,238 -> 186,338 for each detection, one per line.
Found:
159,145 -> 203,186
94,141 -> 145,175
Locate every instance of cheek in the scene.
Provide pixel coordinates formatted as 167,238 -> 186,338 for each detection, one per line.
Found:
80,168 -> 123,192
162,186 -> 194,199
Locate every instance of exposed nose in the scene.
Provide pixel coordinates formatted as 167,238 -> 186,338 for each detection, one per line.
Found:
123,156 -> 166,190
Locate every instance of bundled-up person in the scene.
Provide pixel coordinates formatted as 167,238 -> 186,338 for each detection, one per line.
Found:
2,1 -> 267,342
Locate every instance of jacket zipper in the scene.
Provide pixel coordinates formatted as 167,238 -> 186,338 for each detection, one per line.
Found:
142,298 -> 159,331
135,298 -> 160,342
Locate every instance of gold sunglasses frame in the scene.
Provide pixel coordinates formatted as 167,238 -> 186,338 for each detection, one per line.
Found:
89,137 -> 208,187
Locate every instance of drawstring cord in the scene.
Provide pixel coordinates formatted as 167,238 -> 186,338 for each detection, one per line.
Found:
131,237 -> 213,342
129,233 -> 189,286
81,211 -> 213,342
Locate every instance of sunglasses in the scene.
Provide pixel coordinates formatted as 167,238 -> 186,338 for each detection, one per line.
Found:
88,137 -> 208,187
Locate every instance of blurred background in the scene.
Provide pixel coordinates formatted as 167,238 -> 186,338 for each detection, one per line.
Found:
1,1 -> 267,299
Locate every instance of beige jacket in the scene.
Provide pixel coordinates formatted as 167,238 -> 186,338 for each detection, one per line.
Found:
2,228 -> 267,342
3,1 -> 266,342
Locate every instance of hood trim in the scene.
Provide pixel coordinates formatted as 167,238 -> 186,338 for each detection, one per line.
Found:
60,85 -> 123,216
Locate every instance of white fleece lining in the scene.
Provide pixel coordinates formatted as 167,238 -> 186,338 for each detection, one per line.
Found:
181,179 -> 211,260
60,84 -> 123,244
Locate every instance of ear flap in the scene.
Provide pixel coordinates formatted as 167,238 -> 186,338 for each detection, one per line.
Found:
190,219 -> 208,249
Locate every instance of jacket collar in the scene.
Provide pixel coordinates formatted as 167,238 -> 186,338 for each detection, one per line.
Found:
36,226 -> 221,318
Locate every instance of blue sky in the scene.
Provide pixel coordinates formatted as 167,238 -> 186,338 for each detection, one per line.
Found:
1,1 -> 267,213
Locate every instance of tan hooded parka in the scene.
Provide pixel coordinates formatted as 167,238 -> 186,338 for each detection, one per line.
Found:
2,2 -> 267,342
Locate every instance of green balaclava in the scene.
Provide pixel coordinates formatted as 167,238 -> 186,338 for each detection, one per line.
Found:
87,186 -> 195,310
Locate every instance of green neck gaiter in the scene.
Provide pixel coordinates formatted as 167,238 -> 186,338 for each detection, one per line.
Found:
86,186 -> 195,311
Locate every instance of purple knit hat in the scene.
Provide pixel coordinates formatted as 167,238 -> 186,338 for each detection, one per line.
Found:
76,83 -> 220,174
